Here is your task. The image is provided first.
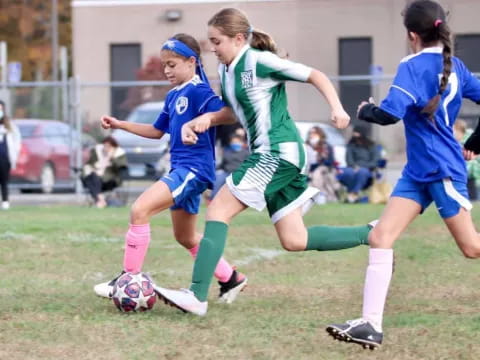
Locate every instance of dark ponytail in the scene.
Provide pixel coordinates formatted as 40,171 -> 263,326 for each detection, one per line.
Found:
422,22 -> 452,117
403,0 -> 451,118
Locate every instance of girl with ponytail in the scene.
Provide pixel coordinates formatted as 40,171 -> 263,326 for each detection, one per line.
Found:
327,0 -> 480,349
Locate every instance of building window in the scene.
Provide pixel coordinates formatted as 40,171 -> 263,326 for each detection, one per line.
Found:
338,37 -> 372,129
455,34 -> 480,122
110,43 -> 141,119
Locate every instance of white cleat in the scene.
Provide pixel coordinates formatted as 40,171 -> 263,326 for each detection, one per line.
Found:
94,281 -> 114,298
1,201 -> 10,210
93,271 -> 125,298
154,286 -> 208,316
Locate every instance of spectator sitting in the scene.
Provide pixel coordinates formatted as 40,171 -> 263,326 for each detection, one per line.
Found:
306,126 -> 335,171
209,133 -> 249,201
306,126 -> 340,202
82,136 -> 128,208
337,126 -> 379,203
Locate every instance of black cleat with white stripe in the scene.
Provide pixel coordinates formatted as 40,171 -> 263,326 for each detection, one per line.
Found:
326,319 -> 383,350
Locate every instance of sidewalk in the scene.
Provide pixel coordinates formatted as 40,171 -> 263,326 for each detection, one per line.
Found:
7,166 -> 406,207
9,180 -> 151,206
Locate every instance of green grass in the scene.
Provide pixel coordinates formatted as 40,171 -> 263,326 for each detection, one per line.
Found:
1,204 -> 480,359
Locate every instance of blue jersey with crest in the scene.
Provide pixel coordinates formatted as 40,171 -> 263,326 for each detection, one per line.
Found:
153,75 -> 225,185
380,46 -> 480,183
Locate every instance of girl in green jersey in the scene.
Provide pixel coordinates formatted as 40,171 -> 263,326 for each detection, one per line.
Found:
154,8 -> 375,316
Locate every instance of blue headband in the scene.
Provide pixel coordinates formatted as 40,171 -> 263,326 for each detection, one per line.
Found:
162,38 -> 209,86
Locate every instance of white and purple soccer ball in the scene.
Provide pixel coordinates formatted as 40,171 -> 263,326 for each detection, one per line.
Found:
112,272 -> 157,312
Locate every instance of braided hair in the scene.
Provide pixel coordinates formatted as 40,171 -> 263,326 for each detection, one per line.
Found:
403,0 -> 451,118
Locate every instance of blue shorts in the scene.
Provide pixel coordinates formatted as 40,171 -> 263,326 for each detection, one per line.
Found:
392,177 -> 472,218
160,168 -> 209,214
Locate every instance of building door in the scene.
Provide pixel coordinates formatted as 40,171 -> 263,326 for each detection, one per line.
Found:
455,34 -> 480,122
339,38 -> 372,131
110,44 -> 141,119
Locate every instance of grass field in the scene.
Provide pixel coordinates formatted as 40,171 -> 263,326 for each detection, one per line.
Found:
1,203 -> 480,360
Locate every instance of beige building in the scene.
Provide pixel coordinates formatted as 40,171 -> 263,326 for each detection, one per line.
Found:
72,0 -> 480,153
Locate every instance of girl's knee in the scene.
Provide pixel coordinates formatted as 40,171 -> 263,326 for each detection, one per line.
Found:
368,227 -> 394,248
279,234 -> 306,252
281,241 -> 303,252
460,244 -> 480,259
130,202 -> 149,223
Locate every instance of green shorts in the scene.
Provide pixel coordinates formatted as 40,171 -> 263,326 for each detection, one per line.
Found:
226,152 -> 319,223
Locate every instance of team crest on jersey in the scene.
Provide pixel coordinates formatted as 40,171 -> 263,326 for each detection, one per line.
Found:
176,96 -> 188,115
240,70 -> 254,89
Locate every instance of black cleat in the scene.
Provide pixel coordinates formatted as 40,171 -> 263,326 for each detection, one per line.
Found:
326,319 -> 383,350
218,269 -> 248,304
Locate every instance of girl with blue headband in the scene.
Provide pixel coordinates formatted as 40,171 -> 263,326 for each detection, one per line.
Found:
94,33 -> 247,304
154,9 -> 375,317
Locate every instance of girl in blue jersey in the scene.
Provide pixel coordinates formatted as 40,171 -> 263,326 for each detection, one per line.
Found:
94,33 -> 248,304
327,0 -> 480,349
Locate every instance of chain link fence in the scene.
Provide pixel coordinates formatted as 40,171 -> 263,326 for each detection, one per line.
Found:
2,73 -> 479,194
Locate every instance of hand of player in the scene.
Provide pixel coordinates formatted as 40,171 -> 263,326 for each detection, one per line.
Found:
463,148 -> 477,161
357,97 -> 375,118
101,115 -> 121,130
331,107 -> 350,129
181,122 -> 199,145
190,113 -> 212,133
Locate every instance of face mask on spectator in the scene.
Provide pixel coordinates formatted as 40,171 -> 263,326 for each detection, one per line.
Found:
309,136 -> 320,146
0,110 -> 4,120
230,143 -> 243,152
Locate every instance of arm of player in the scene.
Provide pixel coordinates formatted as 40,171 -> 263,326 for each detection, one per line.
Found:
357,98 -> 401,126
101,115 -> 164,139
307,69 -> 350,129
181,107 -> 237,145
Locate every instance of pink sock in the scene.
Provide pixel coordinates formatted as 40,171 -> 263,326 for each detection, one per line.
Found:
123,224 -> 151,273
188,244 -> 234,283
362,248 -> 393,332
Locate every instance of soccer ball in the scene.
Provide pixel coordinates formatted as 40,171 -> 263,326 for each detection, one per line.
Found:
112,272 -> 157,312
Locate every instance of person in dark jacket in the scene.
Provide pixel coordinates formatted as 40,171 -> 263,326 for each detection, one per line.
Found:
209,133 -> 249,200
82,136 -> 128,208
337,126 -> 379,203
0,100 -> 21,210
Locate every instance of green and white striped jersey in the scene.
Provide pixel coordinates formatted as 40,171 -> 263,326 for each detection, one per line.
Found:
219,45 -> 312,172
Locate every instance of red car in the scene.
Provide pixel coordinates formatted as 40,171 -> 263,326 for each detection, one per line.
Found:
11,119 -> 95,193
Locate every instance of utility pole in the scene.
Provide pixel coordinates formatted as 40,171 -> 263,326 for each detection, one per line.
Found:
52,0 -> 59,120
0,41 -> 9,115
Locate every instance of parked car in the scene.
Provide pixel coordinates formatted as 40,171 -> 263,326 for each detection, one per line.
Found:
112,101 -> 170,179
10,119 -> 94,193
295,121 -> 347,167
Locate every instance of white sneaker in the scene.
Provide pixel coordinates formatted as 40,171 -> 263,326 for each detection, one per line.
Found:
301,189 -> 326,215
154,286 -> 208,316
1,201 -> 10,210
93,271 -> 125,298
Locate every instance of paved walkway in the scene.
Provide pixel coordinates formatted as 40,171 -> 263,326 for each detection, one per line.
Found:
7,165 -> 405,207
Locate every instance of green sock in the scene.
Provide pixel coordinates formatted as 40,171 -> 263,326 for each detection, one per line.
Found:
190,221 -> 228,302
305,225 -> 370,251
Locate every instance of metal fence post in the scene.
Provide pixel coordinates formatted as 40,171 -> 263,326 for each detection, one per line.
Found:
0,41 -> 10,114
69,76 -> 83,197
